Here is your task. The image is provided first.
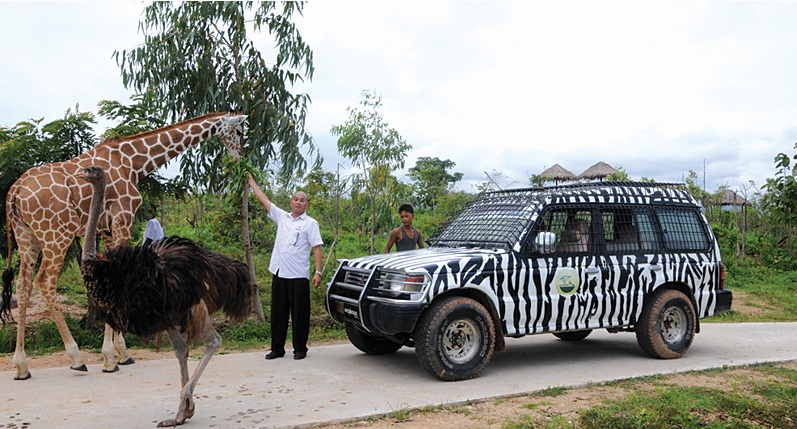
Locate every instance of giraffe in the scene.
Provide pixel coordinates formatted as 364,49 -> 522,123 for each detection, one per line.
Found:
2,112 -> 246,380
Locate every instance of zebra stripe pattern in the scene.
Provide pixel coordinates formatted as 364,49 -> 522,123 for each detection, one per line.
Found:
330,182 -> 726,338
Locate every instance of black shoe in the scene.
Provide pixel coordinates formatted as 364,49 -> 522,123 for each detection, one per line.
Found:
265,351 -> 285,360
293,351 -> 307,360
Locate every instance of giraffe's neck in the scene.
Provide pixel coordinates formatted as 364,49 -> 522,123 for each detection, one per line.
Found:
94,113 -> 226,181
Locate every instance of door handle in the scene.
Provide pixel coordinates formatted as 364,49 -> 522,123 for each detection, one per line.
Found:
649,264 -> 663,271
585,267 -> 600,275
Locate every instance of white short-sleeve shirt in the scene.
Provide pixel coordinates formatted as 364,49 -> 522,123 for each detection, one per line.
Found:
268,203 -> 323,279
143,218 -> 165,242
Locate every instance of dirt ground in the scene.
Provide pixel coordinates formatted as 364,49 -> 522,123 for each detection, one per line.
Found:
3,289 -> 792,429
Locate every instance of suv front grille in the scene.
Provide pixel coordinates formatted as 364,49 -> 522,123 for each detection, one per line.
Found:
329,266 -> 371,305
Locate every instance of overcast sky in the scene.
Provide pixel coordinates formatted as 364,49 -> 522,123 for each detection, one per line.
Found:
2,1 -> 796,194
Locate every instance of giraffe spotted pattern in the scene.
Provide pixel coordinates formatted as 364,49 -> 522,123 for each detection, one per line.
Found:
2,112 -> 246,380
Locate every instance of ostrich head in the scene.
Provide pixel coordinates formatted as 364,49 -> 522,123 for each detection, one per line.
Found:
81,165 -> 106,260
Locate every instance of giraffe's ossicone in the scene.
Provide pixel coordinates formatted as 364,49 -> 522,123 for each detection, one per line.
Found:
2,112 -> 246,380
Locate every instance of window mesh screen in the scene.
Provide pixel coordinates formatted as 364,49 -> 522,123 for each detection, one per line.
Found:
602,207 -> 641,253
430,196 -> 536,249
656,208 -> 709,251
531,207 -> 593,254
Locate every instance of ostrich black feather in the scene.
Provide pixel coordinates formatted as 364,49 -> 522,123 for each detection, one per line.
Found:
80,162 -> 254,427
81,236 -> 252,341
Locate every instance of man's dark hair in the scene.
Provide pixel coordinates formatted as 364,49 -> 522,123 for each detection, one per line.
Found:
398,204 -> 414,214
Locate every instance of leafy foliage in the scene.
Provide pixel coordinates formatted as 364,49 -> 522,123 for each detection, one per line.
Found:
606,166 -> 629,181
115,1 -> 317,189
408,156 -> 463,214
116,1 -> 317,321
331,90 -> 411,253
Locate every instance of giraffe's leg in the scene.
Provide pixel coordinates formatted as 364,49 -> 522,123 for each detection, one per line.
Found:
37,250 -> 86,373
100,328 -> 135,369
12,234 -> 39,380
101,324 -> 119,373
12,272 -> 33,380
114,330 -> 135,365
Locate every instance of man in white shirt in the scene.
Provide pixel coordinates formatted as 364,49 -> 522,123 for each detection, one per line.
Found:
247,174 -> 323,360
143,209 -> 165,247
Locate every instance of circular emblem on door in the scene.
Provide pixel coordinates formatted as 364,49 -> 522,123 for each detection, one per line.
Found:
555,267 -> 580,296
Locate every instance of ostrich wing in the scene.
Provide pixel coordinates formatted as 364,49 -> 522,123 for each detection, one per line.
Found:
82,237 -> 210,336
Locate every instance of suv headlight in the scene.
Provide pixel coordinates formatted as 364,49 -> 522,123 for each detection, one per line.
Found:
377,270 -> 430,301
384,273 -> 426,292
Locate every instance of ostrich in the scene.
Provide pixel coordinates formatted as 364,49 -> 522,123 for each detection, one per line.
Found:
80,165 -> 253,427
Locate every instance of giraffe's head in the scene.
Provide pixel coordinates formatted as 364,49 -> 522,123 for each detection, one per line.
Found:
219,114 -> 247,162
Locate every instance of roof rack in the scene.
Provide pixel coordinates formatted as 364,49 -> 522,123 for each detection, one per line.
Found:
486,181 -> 686,197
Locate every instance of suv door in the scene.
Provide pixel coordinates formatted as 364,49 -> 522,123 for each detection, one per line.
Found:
596,205 -> 662,326
522,205 -> 598,333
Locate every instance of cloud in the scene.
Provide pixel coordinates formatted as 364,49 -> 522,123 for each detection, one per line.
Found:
2,1 -> 796,195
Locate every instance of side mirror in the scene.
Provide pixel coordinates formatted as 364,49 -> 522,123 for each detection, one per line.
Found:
534,231 -> 557,254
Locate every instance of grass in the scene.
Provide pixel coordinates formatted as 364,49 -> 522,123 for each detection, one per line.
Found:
531,386 -> 568,398
386,405 -> 413,422
711,266 -> 797,323
576,377 -> 797,429
398,362 -> 797,429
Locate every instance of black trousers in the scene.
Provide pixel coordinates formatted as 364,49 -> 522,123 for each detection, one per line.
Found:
270,274 -> 311,354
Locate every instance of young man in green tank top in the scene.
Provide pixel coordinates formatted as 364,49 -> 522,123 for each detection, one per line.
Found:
385,204 -> 425,252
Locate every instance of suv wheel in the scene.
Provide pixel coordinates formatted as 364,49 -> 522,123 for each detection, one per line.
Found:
553,329 -> 592,341
345,323 -> 403,355
415,297 -> 495,381
636,289 -> 696,359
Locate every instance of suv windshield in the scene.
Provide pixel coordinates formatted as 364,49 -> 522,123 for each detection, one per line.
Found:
430,193 -> 537,249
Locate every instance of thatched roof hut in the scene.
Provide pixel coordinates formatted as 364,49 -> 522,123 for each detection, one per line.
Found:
578,161 -> 617,181
540,164 -> 577,184
719,189 -> 751,207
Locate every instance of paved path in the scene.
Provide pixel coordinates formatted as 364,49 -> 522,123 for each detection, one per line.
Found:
2,322 -> 796,429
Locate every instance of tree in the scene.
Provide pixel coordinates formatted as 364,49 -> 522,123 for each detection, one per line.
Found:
684,170 -> 710,207
98,92 -> 167,141
331,90 -> 411,254
606,166 -> 629,181
116,1 -> 316,321
763,144 -> 797,260
474,169 -> 515,194
41,105 -> 97,160
528,173 -> 544,187
408,156 -> 462,215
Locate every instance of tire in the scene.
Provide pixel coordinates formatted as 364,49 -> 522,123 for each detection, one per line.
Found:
635,289 -> 696,359
553,329 -> 592,341
345,323 -> 402,355
415,297 -> 496,381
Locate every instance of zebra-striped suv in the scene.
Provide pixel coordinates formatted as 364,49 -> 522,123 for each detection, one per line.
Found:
326,182 -> 733,381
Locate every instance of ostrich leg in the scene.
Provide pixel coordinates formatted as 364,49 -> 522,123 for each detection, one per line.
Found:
157,320 -> 221,427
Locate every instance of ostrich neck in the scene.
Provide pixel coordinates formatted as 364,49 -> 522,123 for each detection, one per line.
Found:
82,176 -> 106,259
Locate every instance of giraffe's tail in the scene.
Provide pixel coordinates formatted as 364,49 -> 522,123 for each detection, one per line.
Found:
1,268 -> 12,324
2,191 -> 16,324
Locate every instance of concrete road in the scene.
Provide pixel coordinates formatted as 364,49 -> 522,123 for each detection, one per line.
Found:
2,322 -> 796,429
